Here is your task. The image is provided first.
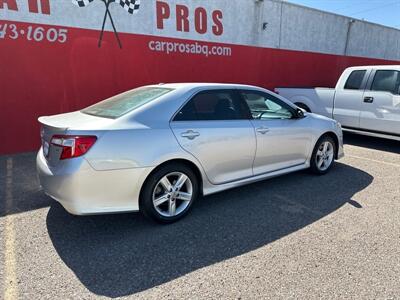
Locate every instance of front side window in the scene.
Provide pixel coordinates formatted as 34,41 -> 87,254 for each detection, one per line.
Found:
241,91 -> 293,120
174,90 -> 246,121
344,70 -> 366,90
82,87 -> 173,119
371,70 -> 400,94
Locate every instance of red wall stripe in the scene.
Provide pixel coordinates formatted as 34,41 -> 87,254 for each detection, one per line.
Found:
1,21 -> 398,154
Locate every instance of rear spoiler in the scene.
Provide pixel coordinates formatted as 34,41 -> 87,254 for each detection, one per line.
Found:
38,116 -> 68,130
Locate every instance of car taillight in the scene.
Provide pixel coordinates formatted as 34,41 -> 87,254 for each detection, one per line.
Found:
50,135 -> 97,160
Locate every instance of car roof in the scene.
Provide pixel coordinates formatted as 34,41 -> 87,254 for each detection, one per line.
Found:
149,82 -> 263,91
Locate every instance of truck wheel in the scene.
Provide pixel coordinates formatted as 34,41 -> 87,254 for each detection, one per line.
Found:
310,135 -> 336,175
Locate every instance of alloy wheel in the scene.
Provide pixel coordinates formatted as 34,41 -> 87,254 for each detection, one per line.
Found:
316,141 -> 334,172
152,172 -> 193,217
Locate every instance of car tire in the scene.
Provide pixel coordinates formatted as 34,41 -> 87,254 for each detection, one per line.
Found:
310,135 -> 336,175
140,163 -> 199,224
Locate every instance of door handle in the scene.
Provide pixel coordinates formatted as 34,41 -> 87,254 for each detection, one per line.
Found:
256,127 -> 270,134
364,96 -> 374,103
181,130 -> 200,140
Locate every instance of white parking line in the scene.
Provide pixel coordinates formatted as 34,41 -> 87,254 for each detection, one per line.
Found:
346,155 -> 400,168
3,158 -> 18,300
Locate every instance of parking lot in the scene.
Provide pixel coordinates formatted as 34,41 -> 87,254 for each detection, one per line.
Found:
0,133 -> 399,299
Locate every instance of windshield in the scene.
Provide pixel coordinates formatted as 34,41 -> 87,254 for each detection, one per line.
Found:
81,87 -> 174,119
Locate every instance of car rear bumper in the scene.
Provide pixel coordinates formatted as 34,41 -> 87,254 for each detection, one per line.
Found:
36,149 -> 153,215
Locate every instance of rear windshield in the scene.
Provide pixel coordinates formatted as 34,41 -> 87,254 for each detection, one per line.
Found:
81,87 -> 174,119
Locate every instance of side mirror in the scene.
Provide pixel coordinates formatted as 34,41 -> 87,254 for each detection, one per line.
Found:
295,108 -> 305,119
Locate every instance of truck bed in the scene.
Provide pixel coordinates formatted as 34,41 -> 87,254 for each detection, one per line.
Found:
275,87 -> 336,118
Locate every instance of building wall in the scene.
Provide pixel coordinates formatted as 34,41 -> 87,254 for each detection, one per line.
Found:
0,0 -> 399,154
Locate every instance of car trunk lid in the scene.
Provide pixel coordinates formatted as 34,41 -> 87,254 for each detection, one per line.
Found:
38,111 -> 112,165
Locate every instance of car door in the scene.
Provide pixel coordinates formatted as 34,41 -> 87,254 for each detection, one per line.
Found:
333,69 -> 370,128
170,89 -> 256,185
240,90 -> 312,175
360,69 -> 400,136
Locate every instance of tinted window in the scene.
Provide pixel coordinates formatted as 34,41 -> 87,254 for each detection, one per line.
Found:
344,70 -> 366,90
371,70 -> 400,94
82,87 -> 173,119
241,91 -> 293,120
174,90 -> 246,121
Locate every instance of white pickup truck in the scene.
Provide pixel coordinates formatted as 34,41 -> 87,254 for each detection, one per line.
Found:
276,65 -> 400,141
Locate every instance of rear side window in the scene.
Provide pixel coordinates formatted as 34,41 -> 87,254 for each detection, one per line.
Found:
344,70 -> 366,90
371,70 -> 400,94
82,87 -> 173,119
174,90 -> 247,121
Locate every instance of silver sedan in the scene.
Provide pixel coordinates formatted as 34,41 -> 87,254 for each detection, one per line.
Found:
37,83 -> 344,223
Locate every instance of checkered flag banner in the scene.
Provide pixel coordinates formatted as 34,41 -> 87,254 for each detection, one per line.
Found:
72,0 -> 95,7
71,0 -> 141,48
118,0 -> 140,14
72,0 -> 140,14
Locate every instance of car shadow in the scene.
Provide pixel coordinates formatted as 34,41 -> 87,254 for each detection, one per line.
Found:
46,162 -> 372,297
344,133 -> 400,154
0,152 -> 52,217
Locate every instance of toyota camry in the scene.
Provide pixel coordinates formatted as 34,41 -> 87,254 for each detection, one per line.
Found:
37,83 -> 344,223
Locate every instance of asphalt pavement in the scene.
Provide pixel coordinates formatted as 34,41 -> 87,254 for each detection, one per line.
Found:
0,133 -> 399,299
